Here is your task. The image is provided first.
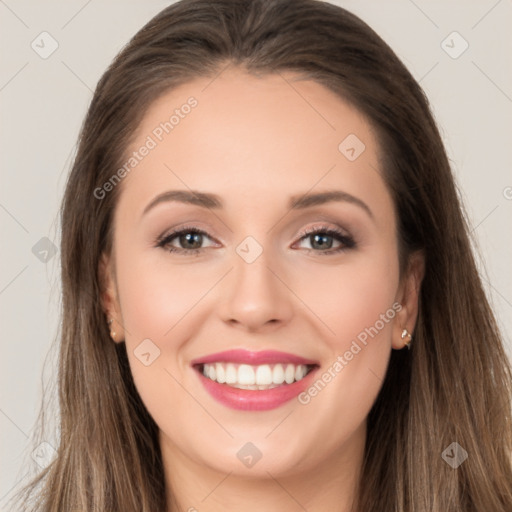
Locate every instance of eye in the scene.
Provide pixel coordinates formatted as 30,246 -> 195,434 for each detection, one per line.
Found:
156,226 -> 218,255
155,224 -> 356,256
294,225 -> 356,254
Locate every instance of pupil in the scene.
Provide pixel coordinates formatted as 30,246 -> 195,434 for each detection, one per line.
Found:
311,233 -> 332,250
180,232 -> 202,249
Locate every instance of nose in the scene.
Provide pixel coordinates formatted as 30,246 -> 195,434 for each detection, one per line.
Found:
218,248 -> 294,333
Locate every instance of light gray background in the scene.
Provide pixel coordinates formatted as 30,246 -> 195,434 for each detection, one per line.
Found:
1,0 -> 511,507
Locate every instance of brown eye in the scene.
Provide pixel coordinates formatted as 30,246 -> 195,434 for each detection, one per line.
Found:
157,227 -> 217,254
295,226 -> 356,254
177,232 -> 203,249
309,233 -> 335,250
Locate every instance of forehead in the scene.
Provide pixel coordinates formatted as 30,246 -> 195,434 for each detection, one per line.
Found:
115,67 -> 391,221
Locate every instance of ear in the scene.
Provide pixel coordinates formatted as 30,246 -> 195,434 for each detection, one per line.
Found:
392,250 -> 425,350
98,251 -> 125,343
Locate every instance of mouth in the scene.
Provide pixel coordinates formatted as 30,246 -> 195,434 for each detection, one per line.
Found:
191,349 -> 320,410
195,361 -> 317,390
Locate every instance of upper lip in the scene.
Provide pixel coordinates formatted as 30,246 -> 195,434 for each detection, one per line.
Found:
191,349 -> 319,366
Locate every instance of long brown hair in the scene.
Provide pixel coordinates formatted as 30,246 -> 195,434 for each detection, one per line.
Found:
11,0 -> 512,510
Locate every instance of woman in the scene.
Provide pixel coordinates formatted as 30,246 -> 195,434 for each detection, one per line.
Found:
12,0 -> 512,510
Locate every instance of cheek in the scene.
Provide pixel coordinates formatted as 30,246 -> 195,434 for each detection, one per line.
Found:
291,248 -> 400,350
117,251 -> 214,342
291,249 -> 399,432
114,251 -> 206,432
112,239 -> 199,382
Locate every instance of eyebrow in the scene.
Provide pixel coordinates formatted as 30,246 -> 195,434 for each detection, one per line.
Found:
142,189 -> 373,219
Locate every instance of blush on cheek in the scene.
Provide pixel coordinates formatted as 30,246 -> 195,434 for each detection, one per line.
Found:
118,257 -> 211,342
303,265 -> 397,351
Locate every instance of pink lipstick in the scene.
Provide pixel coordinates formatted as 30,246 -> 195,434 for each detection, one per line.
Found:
191,349 -> 319,411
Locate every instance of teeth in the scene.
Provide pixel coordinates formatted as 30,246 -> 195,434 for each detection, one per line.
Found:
215,363 -> 226,383
238,364 -> 255,385
225,363 -> 237,384
284,364 -> 295,384
202,362 -> 311,388
272,364 -> 285,384
256,364 -> 272,385
295,364 -> 307,381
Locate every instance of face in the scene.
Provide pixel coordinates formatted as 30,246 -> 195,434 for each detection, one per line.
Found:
100,67 -> 421,480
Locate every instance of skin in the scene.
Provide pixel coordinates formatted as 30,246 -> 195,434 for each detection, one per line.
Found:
100,66 -> 424,512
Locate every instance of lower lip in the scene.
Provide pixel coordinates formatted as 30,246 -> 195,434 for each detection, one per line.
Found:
195,366 -> 319,411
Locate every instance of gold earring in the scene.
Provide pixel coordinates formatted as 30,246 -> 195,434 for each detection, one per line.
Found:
401,328 -> 412,350
108,318 -> 116,341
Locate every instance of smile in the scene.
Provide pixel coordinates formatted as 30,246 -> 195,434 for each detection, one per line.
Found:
191,349 -> 320,411
201,362 -> 313,389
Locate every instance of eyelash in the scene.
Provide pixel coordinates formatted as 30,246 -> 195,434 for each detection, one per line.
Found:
155,224 -> 356,256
